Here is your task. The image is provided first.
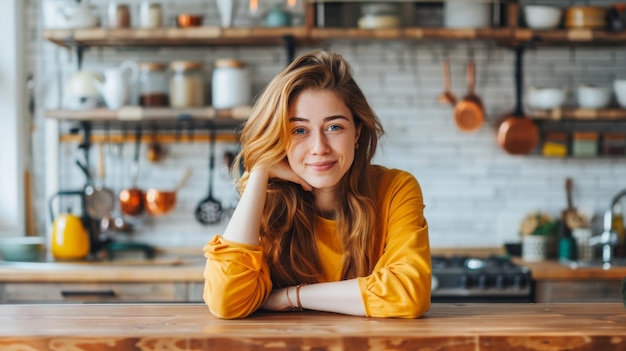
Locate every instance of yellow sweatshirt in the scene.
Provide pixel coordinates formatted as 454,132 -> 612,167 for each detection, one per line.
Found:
203,166 -> 431,319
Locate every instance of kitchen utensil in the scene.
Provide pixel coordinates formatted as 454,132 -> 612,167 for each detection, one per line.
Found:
562,178 -> 586,230
144,168 -> 193,216
146,125 -> 164,162
48,190 -> 91,260
195,127 -> 223,225
453,59 -> 484,132
497,47 -> 538,155
76,158 -> 115,220
119,126 -> 145,217
0,236 -> 45,262
438,57 -> 456,105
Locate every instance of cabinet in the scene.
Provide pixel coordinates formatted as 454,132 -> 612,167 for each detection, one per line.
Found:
534,280 -> 623,303
0,282 -> 189,304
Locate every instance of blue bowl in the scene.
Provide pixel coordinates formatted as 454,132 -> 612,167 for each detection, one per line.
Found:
0,236 -> 45,262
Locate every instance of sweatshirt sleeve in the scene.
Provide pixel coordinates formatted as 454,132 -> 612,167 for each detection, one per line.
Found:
203,235 -> 273,319
357,170 -> 431,318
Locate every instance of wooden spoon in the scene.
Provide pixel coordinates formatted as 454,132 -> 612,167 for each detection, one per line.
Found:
563,178 -> 586,230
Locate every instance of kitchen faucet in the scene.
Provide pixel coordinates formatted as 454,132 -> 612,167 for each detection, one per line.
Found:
589,189 -> 626,269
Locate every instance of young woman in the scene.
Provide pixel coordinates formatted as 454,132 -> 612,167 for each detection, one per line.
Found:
203,50 -> 431,319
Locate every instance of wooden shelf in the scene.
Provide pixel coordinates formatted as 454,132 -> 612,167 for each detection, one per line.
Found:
43,27 -> 626,48
310,28 -> 514,41
530,108 -> 626,121
43,27 -> 312,47
515,29 -> 626,46
45,106 -> 251,122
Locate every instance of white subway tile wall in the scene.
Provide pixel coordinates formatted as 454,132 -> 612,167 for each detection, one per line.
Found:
29,0 -> 626,250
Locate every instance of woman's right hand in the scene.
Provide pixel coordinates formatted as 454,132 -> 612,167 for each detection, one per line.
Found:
259,159 -> 313,192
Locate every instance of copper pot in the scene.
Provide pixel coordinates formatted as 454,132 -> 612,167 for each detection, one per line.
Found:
143,168 -> 192,216
144,189 -> 177,216
119,188 -> 144,216
177,14 -> 203,27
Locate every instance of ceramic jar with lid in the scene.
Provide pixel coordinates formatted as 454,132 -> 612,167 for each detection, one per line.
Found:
169,61 -> 205,108
139,1 -> 163,28
138,63 -> 169,107
211,59 -> 250,109
358,3 -> 400,29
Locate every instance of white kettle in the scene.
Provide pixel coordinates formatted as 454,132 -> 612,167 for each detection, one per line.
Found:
64,70 -> 103,110
57,2 -> 100,29
93,61 -> 139,110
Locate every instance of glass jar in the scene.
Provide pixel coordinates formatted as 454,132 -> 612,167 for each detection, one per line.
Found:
603,132 -> 626,156
572,132 -> 598,157
138,62 -> 169,107
211,59 -> 250,109
542,132 -> 568,157
169,61 -> 205,108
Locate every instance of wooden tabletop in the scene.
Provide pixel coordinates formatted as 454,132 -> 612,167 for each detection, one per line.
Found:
0,303 -> 624,351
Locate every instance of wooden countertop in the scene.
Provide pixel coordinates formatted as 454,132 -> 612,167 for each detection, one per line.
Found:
0,258 -> 205,282
1,256 -> 625,283
0,303 -> 624,350
513,259 -> 626,280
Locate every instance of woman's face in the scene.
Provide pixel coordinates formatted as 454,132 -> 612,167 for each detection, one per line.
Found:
286,89 -> 361,191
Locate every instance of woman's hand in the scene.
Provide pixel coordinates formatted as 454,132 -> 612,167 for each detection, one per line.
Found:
258,159 -> 313,192
261,287 -> 292,311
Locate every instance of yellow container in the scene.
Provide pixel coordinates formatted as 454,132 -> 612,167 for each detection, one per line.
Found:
51,214 -> 90,260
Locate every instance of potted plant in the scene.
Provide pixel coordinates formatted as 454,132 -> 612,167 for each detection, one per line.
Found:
520,212 -> 558,261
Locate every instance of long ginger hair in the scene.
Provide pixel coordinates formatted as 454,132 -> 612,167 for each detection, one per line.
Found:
233,50 -> 384,288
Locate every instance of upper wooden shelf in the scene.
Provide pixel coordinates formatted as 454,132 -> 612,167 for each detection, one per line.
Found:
43,27 -> 626,48
531,108 -> 626,121
43,27 -> 312,47
45,106 -> 251,122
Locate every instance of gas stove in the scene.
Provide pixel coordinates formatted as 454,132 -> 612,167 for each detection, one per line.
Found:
431,255 -> 533,303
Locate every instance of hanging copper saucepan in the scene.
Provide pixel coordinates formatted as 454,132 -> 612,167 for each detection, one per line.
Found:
453,58 -> 484,133
496,47 -> 539,155
119,126 -> 144,216
144,168 -> 193,216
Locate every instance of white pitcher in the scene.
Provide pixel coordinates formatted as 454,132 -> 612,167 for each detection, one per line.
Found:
94,61 -> 139,110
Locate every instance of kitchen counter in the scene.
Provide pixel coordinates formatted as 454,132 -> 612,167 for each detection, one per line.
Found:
1,257 -> 625,282
0,303 -> 624,350
514,259 -> 626,280
0,258 -> 205,282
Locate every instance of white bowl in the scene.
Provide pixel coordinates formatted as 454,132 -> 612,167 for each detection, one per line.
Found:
528,87 -> 567,109
444,2 -> 491,28
577,84 -> 611,109
614,79 -> 626,108
524,5 -> 562,29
